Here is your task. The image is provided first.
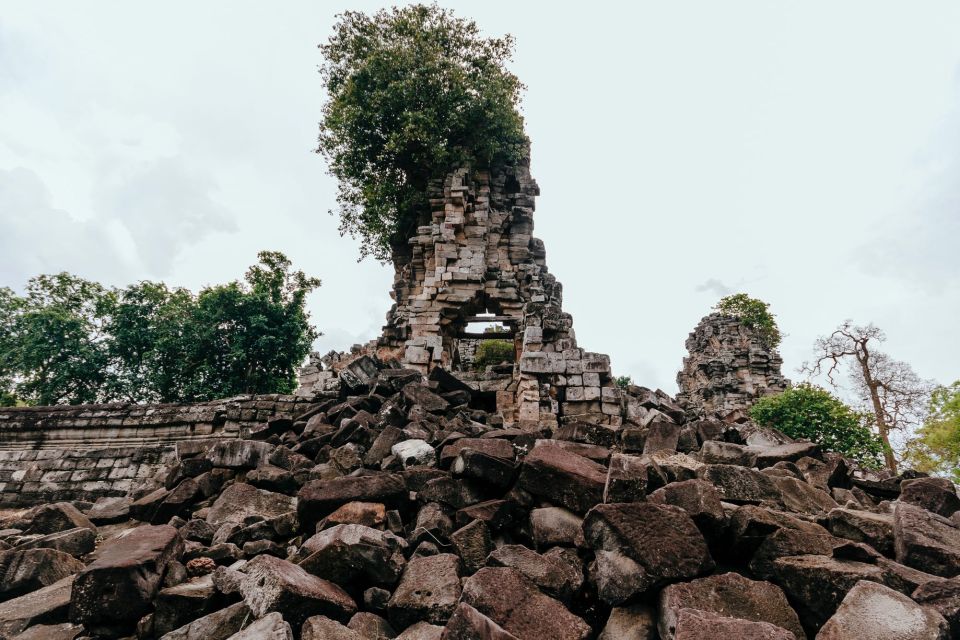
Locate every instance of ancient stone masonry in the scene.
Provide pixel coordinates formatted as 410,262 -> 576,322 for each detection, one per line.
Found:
359,158 -> 622,431
0,395 -> 315,507
676,312 -> 790,419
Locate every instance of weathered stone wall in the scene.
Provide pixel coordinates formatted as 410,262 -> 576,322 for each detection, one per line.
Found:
369,158 -> 622,430
676,312 -> 789,418
0,394 -> 315,507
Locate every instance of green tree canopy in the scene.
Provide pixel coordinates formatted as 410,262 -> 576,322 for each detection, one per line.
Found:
317,4 -> 528,261
0,251 -> 320,405
715,293 -> 782,348
750,383 -> 884,467
903,381 -> 960,482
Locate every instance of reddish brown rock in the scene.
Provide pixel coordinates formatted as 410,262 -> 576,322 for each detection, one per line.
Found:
817,580 -> 948,639
673,609 -> 795,640
298,473 -> 406,529
518,441 -> 607,514
239,554 -> 357,629
894,503 -> 960,578
388,554 -> 462,628
69,524 -> 183,636
900,478 -> 960,518
460,567 -> 591,640
582,502 -> 713,603
658,572 -> 803,640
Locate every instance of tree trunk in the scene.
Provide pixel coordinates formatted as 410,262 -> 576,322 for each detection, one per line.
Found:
868,380 -> 898,474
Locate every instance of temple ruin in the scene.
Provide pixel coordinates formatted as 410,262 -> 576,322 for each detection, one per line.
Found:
301,158 -> 623,432
676,312 -> 790,419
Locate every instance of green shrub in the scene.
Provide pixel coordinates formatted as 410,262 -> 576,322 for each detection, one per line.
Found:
715,293 -> 782,348
474,339 -> 514,370
750,383 -> 884,467
615,375 -> 633,389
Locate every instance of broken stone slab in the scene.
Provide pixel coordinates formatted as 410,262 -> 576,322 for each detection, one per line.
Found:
439,438 -> 514,467
205,440 -> 274,469
912,578 -> 960,639
9,622 -> 83,640
658,572 -> 804,640
603,453 -> 666,503
755,442 -> 821,468
320,501 -> 387,530
697,464 -> 783,505
206,482 -> 297,527
238,554 -> 357,629
0,548 -> 85,601
226,611 -> 293,639
69,524 -> 183,636
347,611 -> 396,639
582,502 -> 714,603
725,505 -> 831,560
298,473 -> 406,530
20,503 -> 96,536
157,602 -> 251,640
401,383 -> 450,414
301,614 -> 364,640
451,449 -> 517,491
894,502 -> 960,578
771,476 -> 838,516
771,554 -> 888,631
387,553 -> 462,628
817,580 -> 949,639
0,575 -> 73,637
486,545 -> 583,603
647,479 -> 726,537
296,524 -> 407,587
827,507 -> 895,557
450,519 -> 493,574
748,528 -> 843,580
900,477 -> 960,519
598,603 -> 658,640
698,441 -> 757,467
529,507 -> 585,549
672,609 -> 795,640
642,420 -> 681,454
442,602 -> 520,640
392,439 -> 436,468
84,496 -> 132,525
518,441 -> 607,514
460,567 -> 591,640
12,527 -> 96,558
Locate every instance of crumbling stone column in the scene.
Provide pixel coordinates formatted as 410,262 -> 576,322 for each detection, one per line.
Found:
370,156 -> 622,431
676,312 -> 789,418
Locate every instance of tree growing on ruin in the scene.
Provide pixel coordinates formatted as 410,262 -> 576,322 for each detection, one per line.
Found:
317,4 -> 528,261
750,383 -> 884,467
802,321 -> 933,473
902,381 -> 960,481
714,293 -> 782,348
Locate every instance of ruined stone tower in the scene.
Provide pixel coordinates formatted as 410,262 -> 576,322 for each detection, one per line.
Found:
369,158 -> 622,431
676,312 -> 789,418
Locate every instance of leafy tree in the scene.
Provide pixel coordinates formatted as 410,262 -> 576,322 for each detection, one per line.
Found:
750,383 -> 884,467
903,381 -> 960,481
802,321 -> 933,473
0,252 -> 320,405
317,4 -> 528,260
714,293 -> 782,348
4,274 -> 113,405
615,375 -> 633,389
105,282 -> 196,403
182,252 -> 321,399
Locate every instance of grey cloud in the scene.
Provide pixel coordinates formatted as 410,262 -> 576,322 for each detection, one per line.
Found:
695,278 -> 734,297
96,157 -> 237,275
0,167 -> 124,286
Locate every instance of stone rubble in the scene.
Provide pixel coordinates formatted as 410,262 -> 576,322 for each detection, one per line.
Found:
0,355 -> 954,639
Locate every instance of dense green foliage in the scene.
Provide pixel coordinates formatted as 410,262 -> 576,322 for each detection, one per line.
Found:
0,252 -> 320,405
317,4 -> 528,260
715,293 -> 782,348
473,339 -> 514,370
615,375 -> 633,389
903,381 -> 960,481
750,383 -> 884,467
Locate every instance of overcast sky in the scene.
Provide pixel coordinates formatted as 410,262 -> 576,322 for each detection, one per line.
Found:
2,1 -> 958,396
